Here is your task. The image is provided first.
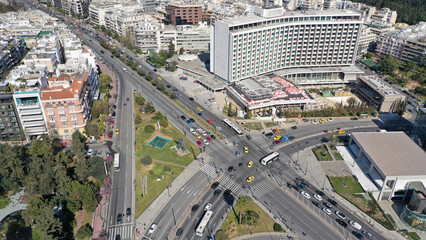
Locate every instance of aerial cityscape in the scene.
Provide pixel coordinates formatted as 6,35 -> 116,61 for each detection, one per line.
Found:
0,0 -> 425,239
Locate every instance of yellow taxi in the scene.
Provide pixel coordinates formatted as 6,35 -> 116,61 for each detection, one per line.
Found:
274,135 -> 282,140
197,107 -> 203,112
158,77 -> 162,80
246,176 -> 255,183
244,147 -> 248,153
194,133 -> 201,139
337,130 -> 346,134
116,128 -> 119,135
319,119 -> 327,123
247,161 -> 253,168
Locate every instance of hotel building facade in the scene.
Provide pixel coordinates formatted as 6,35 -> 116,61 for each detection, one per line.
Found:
210,7 -> 363,83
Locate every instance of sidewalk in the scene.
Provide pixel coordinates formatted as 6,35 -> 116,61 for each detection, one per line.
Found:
0,190 -> 28,222
135,153 -> 208,235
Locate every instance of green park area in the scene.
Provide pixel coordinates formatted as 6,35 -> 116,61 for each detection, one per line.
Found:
134,101 -> 200,217
242,122 -> 263,131
215,196 -> 284,240
328,176 -> 394,230
312,145 -> 332,161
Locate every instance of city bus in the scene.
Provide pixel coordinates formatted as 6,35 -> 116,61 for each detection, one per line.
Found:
222,119 -> 244,136
260,152 -> 280,165
195,210 -> 213,237
113,153 -> 120,171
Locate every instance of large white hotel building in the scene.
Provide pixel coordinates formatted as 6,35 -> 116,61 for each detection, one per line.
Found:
210,6 -> 363,84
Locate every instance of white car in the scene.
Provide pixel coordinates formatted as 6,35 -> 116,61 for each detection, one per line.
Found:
148,223 -> 157,234
202,131 -> 208,136
313,194 -> 322,201
349,220 -> 362,230
335,211 -> 346,219
87,149 -> 93,156
322,208 -> 331,215
216,126 -> 222,131
196,128 -> 203,133
190,128 -> 196,134
203,139 -> 209,145
300,191 -> 311,199
328,118 -> 334,122
204,203 -> 212,211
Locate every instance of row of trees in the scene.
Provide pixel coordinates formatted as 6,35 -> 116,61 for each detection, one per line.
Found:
279,105 -> 377,118
0,0 -> 23,13
0,131 -> 106,239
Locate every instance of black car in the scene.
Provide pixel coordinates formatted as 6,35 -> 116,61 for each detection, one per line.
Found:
352,231 -> 364,239
246,135 -> 252,140
176,228 -> 183,237
211,182 -> 219,189
223,189 -> 231,198
180,115 -> 186,120
117,214 -> 122,224
311,201 -> 320,207
126,98 -> 129,101
328,199 -> 338,206
265,133 -> 273,137
316,190 -> 325,196
238,162 -> 243,167
213,189 -> 222,195
210,134 -> 216,140
153,68 -> 157,72
189,97 -> 194,101
323,202 -> 332,208
166,85 -> 171,88
189,118 -> 195,122
227,166 -> 234,172
111,55 -> 114,58
291,126 -> 297,130
126,208 -> 131,216
198,112 -> 202,116
115,234 -> 121,240
336,219 -> 348,228
191,204 -> 199,212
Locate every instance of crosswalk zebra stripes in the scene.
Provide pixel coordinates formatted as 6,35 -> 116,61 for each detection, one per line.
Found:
200,163 -> 218,178
108,224 -> 133,240
218,175 -> 243,196
249,179 -> 279,198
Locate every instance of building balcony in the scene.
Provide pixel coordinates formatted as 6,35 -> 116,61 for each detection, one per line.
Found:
23,120 -> 46,128
19,109 -> 42,115
20,115 -> 43,121
25,126 -> 47,135
17,102 -> 40,109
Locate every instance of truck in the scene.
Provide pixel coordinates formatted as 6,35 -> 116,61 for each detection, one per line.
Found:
113,153 -> 120,171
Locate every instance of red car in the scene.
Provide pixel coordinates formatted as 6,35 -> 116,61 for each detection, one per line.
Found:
206,136 -> 212,142
273,140 -> 281,145
111,120 -> 115,125
206,120 -> 213,124
197,140 -> 202,146
108,132 -> 113,139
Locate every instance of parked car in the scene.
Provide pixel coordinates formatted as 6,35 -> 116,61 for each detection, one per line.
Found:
313,194 -> 323,201
362,230 -> 373,239
211,182 -> 219,189
322,208 -> 332,215
148,224 -> 157,234
300,191 -> 311,199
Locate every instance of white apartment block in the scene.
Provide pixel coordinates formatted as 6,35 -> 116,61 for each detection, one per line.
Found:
89,2 -> 122,26
58,0 -> 90,16
134,16 -> 159,51
371,8 -> 397,25
358,27 -> 377,53
375,34 -> 405,59
211,7 -> 363,82
13,80 -> 48,139
176,24 -> 210,51
104,3 -> 145,36
5,64 -> 48,86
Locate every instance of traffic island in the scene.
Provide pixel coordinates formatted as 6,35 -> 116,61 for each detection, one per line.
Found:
215,196 -> 284,240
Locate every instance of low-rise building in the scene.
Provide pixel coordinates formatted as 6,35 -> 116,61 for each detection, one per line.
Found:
41,74 -> 91,140
0,83 -> 22,141
356,75 -> 406,113
347,132 -> 426,201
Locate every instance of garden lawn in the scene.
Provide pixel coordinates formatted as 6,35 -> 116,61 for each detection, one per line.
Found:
242,122 -> 263,130
135,118 -> 199,166
312,145 -> 332,161
328,176 -> 364,195
264,122 -> 279,128
73,209 -> 94,237
135,161 -> 184,217
216,196 -> 283,240
0,197 -> 10,209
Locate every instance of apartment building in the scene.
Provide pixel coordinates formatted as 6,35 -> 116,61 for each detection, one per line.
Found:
211,7 -> 363,83
13,80 -> 49,140
137,0 -> 158,12
22,34 -> 64,73
0,37 -> 28,80
358,27 -> 377,53
5,64 -> 48,87
89,2 -> 122,26
376,22 -> 426,64
41,74 -> 91,140
55,0 -> 90,17
176,24 -> 210,51
165,4 -> 203,26
134,15 -> 159,51
371,8 -> 397,25
104,3 -> 145,36
0,83 -> 22,141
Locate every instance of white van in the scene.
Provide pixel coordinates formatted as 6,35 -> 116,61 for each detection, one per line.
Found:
123,68 -> 128,72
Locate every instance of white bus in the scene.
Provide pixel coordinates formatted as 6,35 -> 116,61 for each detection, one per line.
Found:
113,153 -> 120,171
222,119 -> 243,136
195,210 -> 213,237
260,152 -> 280,165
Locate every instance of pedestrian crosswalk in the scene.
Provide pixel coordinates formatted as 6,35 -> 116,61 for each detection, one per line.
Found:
108,224 -> 133,240
218,175 -> 243,196
200,163 -> 218,178
249,179 -> 278,198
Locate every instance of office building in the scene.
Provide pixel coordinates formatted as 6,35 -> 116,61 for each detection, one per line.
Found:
347,132 -> 426,201
412,108 -> 426,149
0,83 -> 22,141
41,74 -> 91,140
210,7 -> 363,83
400,182 -> 426,232
356,75 -> 406,113
165,4 -> 203,26
176,24 -> 210,51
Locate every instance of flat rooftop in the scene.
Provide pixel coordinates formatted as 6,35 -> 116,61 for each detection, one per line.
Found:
358,75 -> 402,96
275,65 -> 363,75
352,132 -> 426,176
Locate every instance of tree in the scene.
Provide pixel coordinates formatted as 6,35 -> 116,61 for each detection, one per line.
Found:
144,125 -> 155,133
144,104 -> 155,114
141,155 -> 152,166
170,92 -> 177,99
347,97 -> 356,107
98,74 -> 112,94
88,156 -> 106,180
157,83 -> 165,91
91,100 -> 108,119
74,157 -> 90,181
379,56 -> 400,75
71,131 -> 86,160
135,95 -> 145,105
135,114 -> 142,124
179,47 -> 184,54
159,118 -> 169,128
273,223 -> 284,232
76,223 -> 93,239
404,61 -> 417,72
84,121 -> 101,139
151,79 -> 159,86
364,52 -> 374,59
33,205 -> 63,240
119,35 -> 133,49
168,43 -> 175,58
166,61 -> 177,72
145,74 -> 153,81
